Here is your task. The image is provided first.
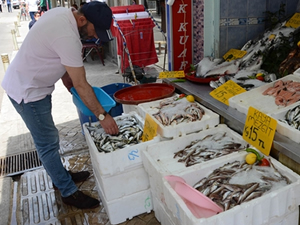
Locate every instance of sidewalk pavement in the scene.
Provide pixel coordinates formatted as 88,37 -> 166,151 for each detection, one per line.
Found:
0,9 -> 166,225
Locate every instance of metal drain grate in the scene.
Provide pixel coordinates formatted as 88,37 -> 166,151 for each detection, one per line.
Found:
0,150 -> 42,177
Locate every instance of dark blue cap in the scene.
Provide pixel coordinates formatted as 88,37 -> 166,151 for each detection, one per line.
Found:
81,1 -> 113,42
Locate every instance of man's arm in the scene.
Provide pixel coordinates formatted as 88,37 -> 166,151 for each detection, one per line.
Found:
61,72 -> 73,92
63,66 -> 119,135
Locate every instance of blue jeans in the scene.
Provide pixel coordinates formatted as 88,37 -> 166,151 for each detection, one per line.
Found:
29,11 -> 36,20
9,95 -> 77,197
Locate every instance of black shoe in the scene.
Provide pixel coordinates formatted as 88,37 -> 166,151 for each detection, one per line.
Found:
62,190 -> 100,209
52,171 -> 90,190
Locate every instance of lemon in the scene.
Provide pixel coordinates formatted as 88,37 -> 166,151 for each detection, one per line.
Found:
186,95 -> 195,102
245,153 -> 257,165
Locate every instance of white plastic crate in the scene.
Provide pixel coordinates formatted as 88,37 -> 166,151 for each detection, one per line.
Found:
268,103 -> 300,143
137,96 -> 220,138
163,151 -> 300,225
141,124 -> 249,208
92,159 -> 150,201
83,112 -> 160,176
94,173 -> 153,225
229,74 -> 300,115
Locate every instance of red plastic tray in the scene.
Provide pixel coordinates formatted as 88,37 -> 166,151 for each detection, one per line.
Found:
114,83 -> 175,105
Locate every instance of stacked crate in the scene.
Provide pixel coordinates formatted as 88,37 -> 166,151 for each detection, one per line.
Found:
136,96 -> 221,223
141,124 -> 250,223
162,152 -> 300,225
229,74 -> 300,144
83,112 -> 160,224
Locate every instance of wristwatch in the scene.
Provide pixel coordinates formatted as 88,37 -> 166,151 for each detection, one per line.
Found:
98,111 -> 107,121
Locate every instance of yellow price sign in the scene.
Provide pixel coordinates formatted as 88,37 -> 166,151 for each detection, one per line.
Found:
243,107 -> 277,156
209,80 -> 246,105
223,49 -> 247,61
142,113 -> 158,142
159,71 -> 185,79
285,13 -> 300,29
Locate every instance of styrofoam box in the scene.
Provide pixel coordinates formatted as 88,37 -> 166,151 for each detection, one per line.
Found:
92,156 -> 149,201
163,151 -> 300,225
123,93 -> 178,116
94,173 -> 153,225
137,96 -> 220,138
268,103 -> 300,143
83,112 -> 160,176
122,104 -> 140,114
142,124 -> 249,208
153,196 -> 177,225
229,74 -> 300,115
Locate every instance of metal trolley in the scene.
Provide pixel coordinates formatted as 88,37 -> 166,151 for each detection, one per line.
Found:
110,5 -> 167,84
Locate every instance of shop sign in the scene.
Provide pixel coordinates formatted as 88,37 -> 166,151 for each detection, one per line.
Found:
243,106 -> 277,156
209,80 -> 246,105
171,0 -> 193,73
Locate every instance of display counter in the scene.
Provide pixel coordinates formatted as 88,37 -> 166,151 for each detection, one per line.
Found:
163,78 -> 300,165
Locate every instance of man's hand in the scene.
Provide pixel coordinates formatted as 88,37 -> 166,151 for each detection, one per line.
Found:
99,114 -> 119,135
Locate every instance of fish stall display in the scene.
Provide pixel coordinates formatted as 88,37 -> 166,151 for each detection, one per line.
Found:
86,114 -> 144,153
138,95 -> 220,138
173,132 -> 247,167
191,19 -> 300,90
262,79 -> 300,106
152,96 -> 206,126
229,74 -> 300,115
83,112 -> 161,176
193,159 -> 290,211
162,151 -> 300,225
279,104 -> 300,129
267,102 -> 300,144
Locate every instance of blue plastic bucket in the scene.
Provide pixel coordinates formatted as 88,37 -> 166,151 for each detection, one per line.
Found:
71,86 -> 116,116
101,83 -> 132,117
71,86 -> 116,134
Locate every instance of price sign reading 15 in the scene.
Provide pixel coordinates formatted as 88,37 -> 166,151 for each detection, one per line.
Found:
243,106 -> 277,156
210,80 -> 246,105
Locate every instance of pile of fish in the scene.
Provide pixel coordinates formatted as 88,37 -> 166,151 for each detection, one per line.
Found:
194,23 -> 297,90
279,104 -> 300,129
210,71 -> 276,91
193,160 -> 291,211
173,132 -> 247,167
86,115 -> 143,153
262,80 -> 300,106
152,97 -> 205,126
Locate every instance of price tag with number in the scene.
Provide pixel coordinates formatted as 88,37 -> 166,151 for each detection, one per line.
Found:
243,107 -> 277,155
159,71 -> 185,79
223,49 -> 247,61
142,113 -> 158,142
285,13 -> 300,28
210,80 -> 246,105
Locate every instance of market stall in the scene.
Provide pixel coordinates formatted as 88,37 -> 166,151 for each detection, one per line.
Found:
75,1 -> 300,225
